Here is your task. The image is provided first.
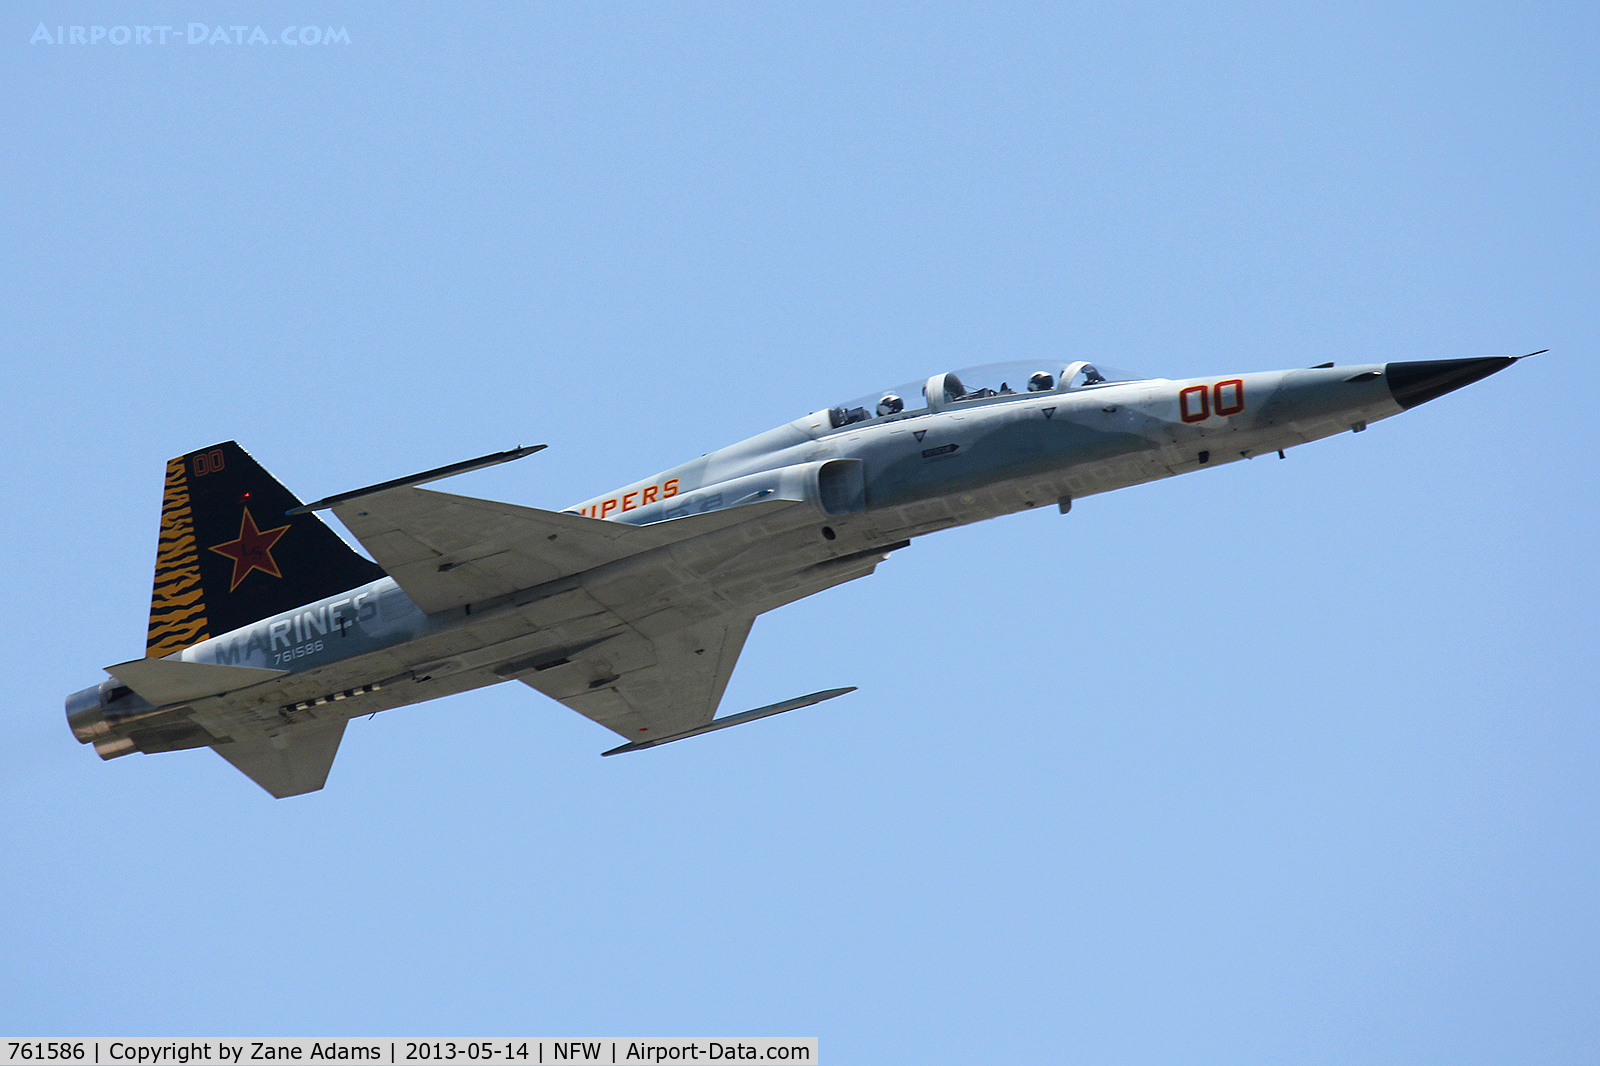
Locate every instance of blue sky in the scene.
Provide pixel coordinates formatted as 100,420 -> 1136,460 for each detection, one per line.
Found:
4,3 -> 1597,1062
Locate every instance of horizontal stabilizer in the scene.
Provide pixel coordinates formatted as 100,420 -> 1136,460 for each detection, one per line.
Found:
212,720 -> 347,798
104,658 -> 288,706
601,686 -> 856,755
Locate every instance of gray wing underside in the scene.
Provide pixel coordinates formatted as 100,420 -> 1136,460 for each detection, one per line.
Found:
326,486 -> 801,741
514,614 -> 756,741
331,488 -> 643,613
513,548 -> 883,742
331,486 -> 797,614
320,484 -> 877,746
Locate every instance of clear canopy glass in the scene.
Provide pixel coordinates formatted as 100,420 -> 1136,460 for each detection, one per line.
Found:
824,359 -> 1150,429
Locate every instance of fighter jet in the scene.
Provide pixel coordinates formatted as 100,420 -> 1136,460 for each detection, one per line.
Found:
65,355 -> 1528,796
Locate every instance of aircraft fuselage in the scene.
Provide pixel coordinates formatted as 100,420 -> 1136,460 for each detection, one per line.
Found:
66,357 -> 1518,791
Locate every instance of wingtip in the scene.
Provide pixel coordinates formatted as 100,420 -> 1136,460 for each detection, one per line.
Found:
600,685 -> 860,756
290,444 -> 550,514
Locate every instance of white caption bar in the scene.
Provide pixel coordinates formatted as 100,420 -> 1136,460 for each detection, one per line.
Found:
0,1042 -> 816,1066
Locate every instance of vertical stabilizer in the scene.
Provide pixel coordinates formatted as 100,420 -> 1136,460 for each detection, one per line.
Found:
145,442 -> 387,657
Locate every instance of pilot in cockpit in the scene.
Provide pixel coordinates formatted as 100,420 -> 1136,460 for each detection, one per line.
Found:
1081,364 -> 1107,385
877,394 -> 904,417
1027,371 -> 1055,392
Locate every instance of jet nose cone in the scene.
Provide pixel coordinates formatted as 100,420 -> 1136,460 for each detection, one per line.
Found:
1386,356 -> 1518,410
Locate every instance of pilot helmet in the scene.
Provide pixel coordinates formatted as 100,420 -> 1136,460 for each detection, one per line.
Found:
1027,371 -> 1055,392
877,394 -> 904,417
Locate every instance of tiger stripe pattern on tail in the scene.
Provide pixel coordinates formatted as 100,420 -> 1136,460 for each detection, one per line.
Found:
145,456 -> 211,657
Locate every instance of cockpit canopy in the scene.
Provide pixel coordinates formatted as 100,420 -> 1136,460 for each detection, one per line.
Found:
825,359 -> 1147,429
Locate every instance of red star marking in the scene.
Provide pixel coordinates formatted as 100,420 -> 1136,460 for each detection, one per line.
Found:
209,507 -> 291,592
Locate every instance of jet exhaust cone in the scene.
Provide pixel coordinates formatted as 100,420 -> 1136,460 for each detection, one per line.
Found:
1386,357 -> 1517,410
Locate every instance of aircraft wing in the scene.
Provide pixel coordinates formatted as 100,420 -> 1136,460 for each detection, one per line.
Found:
511,545 -> 895,744
326,483 -> 864,746
332,487 -> 797,614
513,613 -> 756,741
332,487 -> 646,613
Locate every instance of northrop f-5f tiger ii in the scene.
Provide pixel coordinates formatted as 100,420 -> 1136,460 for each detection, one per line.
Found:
67,355 -> 1528,796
